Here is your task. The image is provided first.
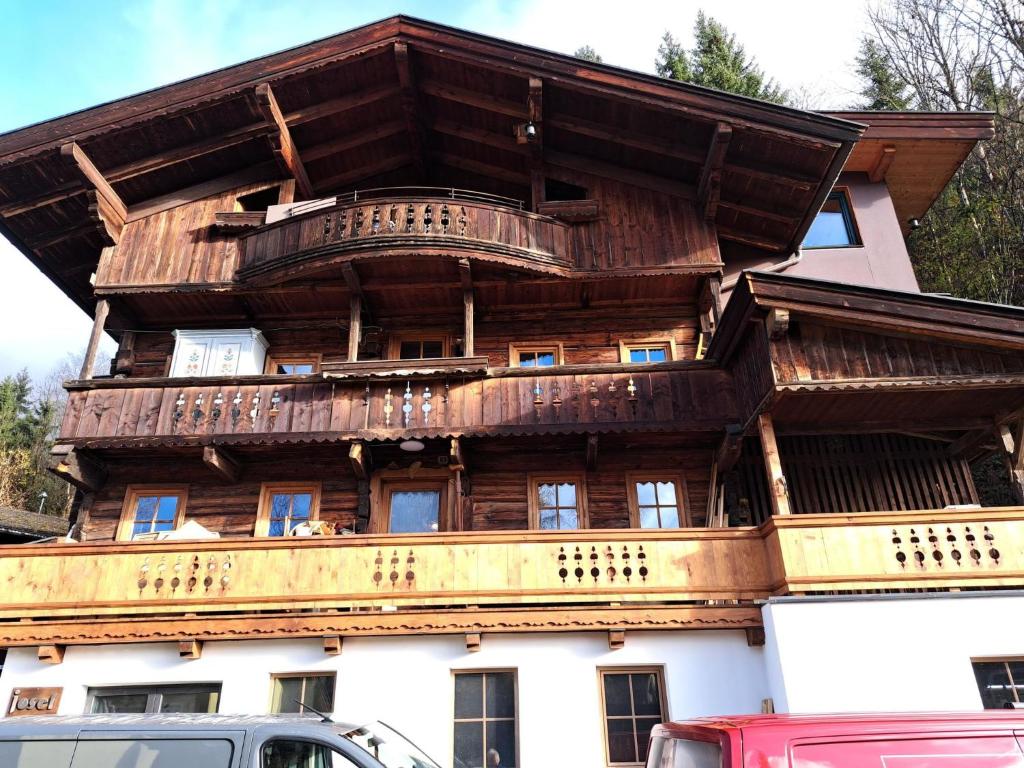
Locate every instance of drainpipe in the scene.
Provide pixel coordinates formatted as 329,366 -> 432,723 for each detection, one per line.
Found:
722,247 -> 803,291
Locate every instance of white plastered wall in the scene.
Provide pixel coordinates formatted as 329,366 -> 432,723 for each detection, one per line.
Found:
0,629 -> 768,767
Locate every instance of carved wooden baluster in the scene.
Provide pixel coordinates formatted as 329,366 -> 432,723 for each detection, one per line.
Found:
588,380 -> 601,409
383,388 -> 394,427
191,394 -> 205,428
363,381 -> 371,408
421,386 -> 432,425
402,382 -> 414,428
371,205 -> 381,234
388,204 -> 398,232
351,207 -> 364,236
552,382 -> 563,416
269,391 -> 281,422
322,214 -> 332,240
249,392 -> 261,427
211,392 -> 224,424
458,206 -> 467,235
533,381 -> 544,421
230,392 -> 243,428
424,204 -> 433,233
627,376 -> 638,416
337,209 -> 348,240
405,203 -> 415,233
440,203 -> 450,233
172,392 -> 186,428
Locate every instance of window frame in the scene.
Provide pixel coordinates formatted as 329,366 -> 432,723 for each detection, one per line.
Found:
972,657 -> 1024,708
85,683 -> 222,714
116,486 -> 189,541
268,671 -> 337,714
802,187 -> 861,249
625,472 -> 690,528
527,473 -> 589,530
370,469 -> 454,534
508,342 -> 565,368
256,482 -> 322,537
451,668 -> 520,768
597,666 -> 669,768
618,340 -> 676,365
388,333 -> 452,361
265,354 -> 322,375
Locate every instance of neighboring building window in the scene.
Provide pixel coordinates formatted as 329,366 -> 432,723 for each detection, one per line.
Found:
117,487 -> 187,541
256,483 -> 321,537
600,668 -> 667,766
509,343 -> 564,368
973,660 -> 1024,708
802,189 -> 860,248
619,341 -> 674,364
528,475 -> 587,530
87,684 -> 221,714
626,474 -> 688,528
390,335 -> 450,360
267,356 -> 320,375
0,648 -> 5,678
454,671 -> 518,768
270,673 -> 335,714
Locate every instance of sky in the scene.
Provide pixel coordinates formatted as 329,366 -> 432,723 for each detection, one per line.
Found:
0,0 -> 872,383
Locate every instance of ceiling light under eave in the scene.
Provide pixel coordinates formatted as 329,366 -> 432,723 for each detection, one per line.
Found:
399,439 -> 425,452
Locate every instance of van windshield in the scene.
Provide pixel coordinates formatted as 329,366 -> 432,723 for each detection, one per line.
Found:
647,736 -> 722,768
341,721 -> 440,768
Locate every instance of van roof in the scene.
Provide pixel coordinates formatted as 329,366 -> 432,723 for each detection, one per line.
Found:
0,713 -> 361,732
657,711 -> 1024,738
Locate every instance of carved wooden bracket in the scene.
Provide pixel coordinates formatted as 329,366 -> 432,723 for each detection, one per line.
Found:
50,446 -> 107,493
766,307 -> 791,339
465,632 -> 481,653
178,638 -> 202,659
323,635 -> 343,656
203,446 -> 242,483
254,82 -> 314,199
745,627 -> 766,647
698,122 -> 732,221
37,645 -> 65,664
60,142 -> 126,245
608,629 -> 626,651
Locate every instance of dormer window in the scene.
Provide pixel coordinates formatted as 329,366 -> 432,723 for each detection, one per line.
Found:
802,189 -> 860,248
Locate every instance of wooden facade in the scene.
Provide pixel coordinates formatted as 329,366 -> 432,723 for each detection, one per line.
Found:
0,16 -> 1016,652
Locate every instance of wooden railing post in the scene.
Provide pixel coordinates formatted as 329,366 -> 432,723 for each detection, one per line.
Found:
79,298 -> 110,380
757,412 -> 792,516
347,294 -> 361,363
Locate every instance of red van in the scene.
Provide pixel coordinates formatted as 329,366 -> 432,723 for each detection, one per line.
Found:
647,712 -> 1024,767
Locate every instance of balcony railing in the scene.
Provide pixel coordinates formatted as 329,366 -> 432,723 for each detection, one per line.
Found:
58,363 -> 735,446
236,192 -> 573,283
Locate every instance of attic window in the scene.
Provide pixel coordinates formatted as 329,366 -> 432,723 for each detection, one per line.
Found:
235,186 -> 281,212
544,178 -> 587,202
802,189 -> 860,249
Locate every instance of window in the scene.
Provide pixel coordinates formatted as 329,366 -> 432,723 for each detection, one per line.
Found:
117,487 -> 187,541
257,483 -> 321,537
509,343 -> 564,368
802,189 -> 860,248
454,672 -> 518,768
270,673 -> 335,714
267,356 -> 321,375
71,739 -> 235,768
528,475 -> 588,530
389,334 -> 450,360
599,668 -> 667,766
626,474 -> 688,528
236,185 -> 282,212
261,740 -> 357,768
371,471 -> 453,534
973,659 -> 1024,708
619,341 -> 675,364
86,684 -> 221,714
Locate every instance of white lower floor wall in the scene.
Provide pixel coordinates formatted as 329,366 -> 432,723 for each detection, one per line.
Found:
0,629 -> 768,767
763,592 -> 1024,713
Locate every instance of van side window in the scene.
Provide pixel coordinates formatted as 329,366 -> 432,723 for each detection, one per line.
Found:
69,739 -> 234,768
0,741 -> 77,768
793,736 -> 1024,767
261,740 -> 357,768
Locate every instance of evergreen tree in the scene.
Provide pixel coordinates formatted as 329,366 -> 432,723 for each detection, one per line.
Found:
573,45 -> 603,63
855,38 -> 912,110
656,13 -> 787,104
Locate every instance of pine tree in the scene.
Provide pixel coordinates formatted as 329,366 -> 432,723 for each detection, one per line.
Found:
655,14 -> 787,104
855,38 -> 913,110
573,45 -> 603,63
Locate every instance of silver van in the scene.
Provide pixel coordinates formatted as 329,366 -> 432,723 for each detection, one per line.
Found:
0,714 -> 441,768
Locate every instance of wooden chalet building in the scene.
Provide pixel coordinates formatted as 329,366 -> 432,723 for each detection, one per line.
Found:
1,15 -> 1023,767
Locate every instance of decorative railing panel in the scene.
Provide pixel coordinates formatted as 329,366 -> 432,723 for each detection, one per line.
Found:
236,196 -> 573,280
58,366 -> 735,445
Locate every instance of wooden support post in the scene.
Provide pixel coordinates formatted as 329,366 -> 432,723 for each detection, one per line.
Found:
254,82 -> 314,200
757,412 -> 792,516
697,122 -> 732,221
394,42 -> 429,184
50,446 -> 107,493
586,434 -> 599,472
177,638 -> 202,659
465,633 -> 481,653
60,142 -> 126,244
608,629 -> 625,651
461,260 -> 475,358
526,77 -> 545,211
449,437 -> 465,472
80,298 -> 110,380
998,421 -> 1024,504
323,635 -> 343,656
37,645 -> 65,664
347,294 -> 362,363
112,330 -> 136,376
349,441 -> 370,480
203,446 -> 242,483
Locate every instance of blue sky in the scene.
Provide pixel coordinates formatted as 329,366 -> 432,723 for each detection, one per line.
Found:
0,0 -> 869,382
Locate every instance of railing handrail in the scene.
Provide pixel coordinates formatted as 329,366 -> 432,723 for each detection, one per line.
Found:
284,187 -> 524,218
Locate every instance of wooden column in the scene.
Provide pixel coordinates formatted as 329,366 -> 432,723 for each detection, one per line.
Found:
998,421 -> 1024,504
80,299 -> 110,380
347,295 -> 361,363
757,412 -> 791,516
459,258 -> 474,357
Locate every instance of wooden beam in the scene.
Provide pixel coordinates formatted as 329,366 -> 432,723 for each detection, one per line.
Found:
465,632 -> 482,653
177,638 -> 202,659
254,82 -> 314,200
283,84 -> 400,127
432,119 -> 527,155
586,433 -> 599,471
715,424 -> 745,474
998,421 -> 1024,504
348,441 -> 370,480
37,645 -> 65,665
302,119 -> 405,163
449,437 -> 466,472
948,427 -> 994,457
80,298 -> 110,380
432,152 -> 530,186
765,308 -> 791,339
50,447 -> 107,493
323,635 -> 343,656
203,446 -> 242,483
394,42 -> 429,184
868,145 -> 897,183
527,77 -> 545,211
420,79 -> 527,119
608,629 -> 626,650
545,150 -> 696,200
757,412 -> 791,516
697,122 -> 732,221
24,222 -> 103,250
313,153 -> 415,193
113,331 -> 136,376
60,142 -> 126,244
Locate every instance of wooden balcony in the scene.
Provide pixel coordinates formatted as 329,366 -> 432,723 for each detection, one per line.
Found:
57,363 -> 735,447
235,190 -> 573,284
1,508 -> 1021,648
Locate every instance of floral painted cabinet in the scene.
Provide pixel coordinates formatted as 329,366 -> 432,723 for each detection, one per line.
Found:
169,329 -> 269,377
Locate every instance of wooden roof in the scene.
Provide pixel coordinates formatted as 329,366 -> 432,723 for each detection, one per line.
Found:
0,15 -> 865,312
